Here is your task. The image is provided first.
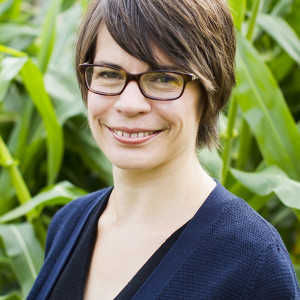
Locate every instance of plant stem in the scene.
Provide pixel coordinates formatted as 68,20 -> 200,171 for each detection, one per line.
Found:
0,135 -> 31,206
246,0 -> 261,41
236,121 -> 252,170
222,95 -> 239,185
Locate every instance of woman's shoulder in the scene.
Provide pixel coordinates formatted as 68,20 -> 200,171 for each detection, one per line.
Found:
206,182 -> 282,249
181,183 -> 300,298
194,182 -> 293,276
53,187 -> 112,219
45,187 -> 112,256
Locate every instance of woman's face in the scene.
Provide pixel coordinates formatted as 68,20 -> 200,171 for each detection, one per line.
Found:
87,24 -> 202,172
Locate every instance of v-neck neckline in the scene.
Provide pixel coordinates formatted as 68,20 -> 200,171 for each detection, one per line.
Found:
131,181 -> 230,299
46,180 -> 230,300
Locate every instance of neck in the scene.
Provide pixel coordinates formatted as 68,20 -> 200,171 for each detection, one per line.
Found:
107,151 -> 216,228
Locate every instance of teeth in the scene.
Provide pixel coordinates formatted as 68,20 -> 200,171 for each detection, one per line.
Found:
113,130 -> 155,138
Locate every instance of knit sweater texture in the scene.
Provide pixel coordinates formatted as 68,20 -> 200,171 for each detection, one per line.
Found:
27,181 -> 300,299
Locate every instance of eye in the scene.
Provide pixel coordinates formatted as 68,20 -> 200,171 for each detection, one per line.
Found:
97,71 -> 124,80
156,76 -> 177,83
149,73 -> 181,86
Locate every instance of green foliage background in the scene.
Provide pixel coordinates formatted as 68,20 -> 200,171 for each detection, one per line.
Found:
0,0 -> 299,298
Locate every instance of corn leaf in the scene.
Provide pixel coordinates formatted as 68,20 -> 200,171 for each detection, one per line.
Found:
227,0 -> 246,30
0,292 -> 22,300
0,56 -> 27,102
20,59 -> 63,184
45,67 -> 83,125
0,223 -> 43,298
271,0 -> 293,17
198,148 -> 223,181
257,14 -> 300,64
38,0 -> 63,73
230,166 -> 300,218
50,2 -> 81,67
0,181 -> 86,223
234,32 -> 300,180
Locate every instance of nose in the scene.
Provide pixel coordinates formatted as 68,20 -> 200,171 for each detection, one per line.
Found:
114,81 -> 152,116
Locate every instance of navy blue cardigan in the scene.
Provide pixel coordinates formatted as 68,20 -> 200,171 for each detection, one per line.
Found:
27,182 -> 300,299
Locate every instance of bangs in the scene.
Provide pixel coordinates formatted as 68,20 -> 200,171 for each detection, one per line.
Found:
103,0 -> 188,71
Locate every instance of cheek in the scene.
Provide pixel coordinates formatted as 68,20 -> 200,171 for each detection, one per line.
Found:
87,93 -> 110,122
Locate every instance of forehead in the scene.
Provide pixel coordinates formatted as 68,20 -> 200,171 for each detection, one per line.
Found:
94,23 -> 177,71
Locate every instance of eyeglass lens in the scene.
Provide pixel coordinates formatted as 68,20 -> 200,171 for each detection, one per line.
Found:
85,66 -> 185,100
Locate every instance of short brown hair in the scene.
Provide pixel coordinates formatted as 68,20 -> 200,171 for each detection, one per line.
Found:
75,0 -> 236,148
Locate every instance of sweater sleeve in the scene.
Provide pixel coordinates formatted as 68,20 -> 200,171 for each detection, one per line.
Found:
250,240 -> 300,299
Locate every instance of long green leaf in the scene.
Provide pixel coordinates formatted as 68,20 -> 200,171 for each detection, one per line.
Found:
45,67 -> 83,125
227,0 -> 246,30
0,44 -> 26,57
234,32 -> 300,180
271,0 -> 293,17
0,135 -> 31,207
257,14 -> 300,64
50,2 -> 81,67
0,56 -> 27,102
246,0 -> 261,41
0,0 -> 21,19
230,166 -> 300,216
0,223 -> 43,298
20,59 -> 63,184
38,0 -> 63,73
65,124 -> 113,186
0,23 -> 38,45
198,148 -> 223,181
0,293 -> 22,300
0,181 -> 86,223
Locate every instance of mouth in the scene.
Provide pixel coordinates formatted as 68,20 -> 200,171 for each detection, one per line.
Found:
107,127 -> 162,144
112,129 -> 156,138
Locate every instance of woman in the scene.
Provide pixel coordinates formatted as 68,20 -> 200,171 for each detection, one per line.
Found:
27,0 -> 300,299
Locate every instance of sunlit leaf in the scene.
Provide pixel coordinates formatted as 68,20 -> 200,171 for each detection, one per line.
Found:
230,166 -> 300,214
257,14 -> 300,64
198,148 -> 223,181
0,56 -> 27,102
0,23 -> 38,46
227,0 -> 246,30
271,0 -> 293,17
50,2 -> 81,67
0,181 -> 86,223
235,32 -> 300,180
38,0 -> 63,73
45,67 -> 83,125
20,59 -> 64,184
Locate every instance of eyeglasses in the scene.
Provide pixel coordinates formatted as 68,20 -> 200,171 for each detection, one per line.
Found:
79,64 -> 198,101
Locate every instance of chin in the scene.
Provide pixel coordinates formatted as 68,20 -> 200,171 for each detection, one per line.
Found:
108,152 -> 163,172
112,159 -> 155,172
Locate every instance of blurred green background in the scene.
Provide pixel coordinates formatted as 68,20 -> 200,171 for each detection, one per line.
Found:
0,0 -> 300,298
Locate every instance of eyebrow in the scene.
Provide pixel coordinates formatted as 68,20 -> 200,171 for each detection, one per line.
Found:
93,60 -> 124,70
92,60 -> 179,72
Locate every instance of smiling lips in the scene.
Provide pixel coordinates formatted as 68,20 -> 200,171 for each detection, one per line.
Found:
108,127 -> 161,144
113,130 -> 154,138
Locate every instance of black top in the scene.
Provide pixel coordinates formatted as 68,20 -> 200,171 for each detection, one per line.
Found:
48,192 -> 187,300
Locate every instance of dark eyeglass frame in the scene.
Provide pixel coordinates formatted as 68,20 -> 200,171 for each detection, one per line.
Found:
79,63 -> 198,101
